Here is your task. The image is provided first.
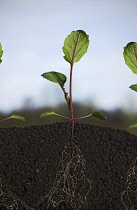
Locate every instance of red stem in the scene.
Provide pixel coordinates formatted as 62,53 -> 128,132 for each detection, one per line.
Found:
69,63 -> 74,138
74,114 -> 92,120
68,34 -> 80,138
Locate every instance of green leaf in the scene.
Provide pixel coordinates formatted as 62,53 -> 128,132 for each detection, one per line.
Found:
129,84 -> 137,92
123,42 -> 137,74
41,71 -> 67,88
0,43 -> 3,63
40,111 -> 56,118
128,123 -> 137,129
91,112 -> 107,120
65,93 -> 70,103
9,114 -> 25,121
62,30 -> 89,64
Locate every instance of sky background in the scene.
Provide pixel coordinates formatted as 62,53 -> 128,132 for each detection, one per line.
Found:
0,0 -> 137,113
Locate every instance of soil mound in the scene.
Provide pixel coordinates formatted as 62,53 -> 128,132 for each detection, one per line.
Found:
0,122 -> 137,209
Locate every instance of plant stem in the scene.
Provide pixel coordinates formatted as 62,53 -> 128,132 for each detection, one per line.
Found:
74,114 -> 92,120
54,113 -> 71,120
69,35 -> 80,138
0,117 -> 10,121
69,63 -> 74,138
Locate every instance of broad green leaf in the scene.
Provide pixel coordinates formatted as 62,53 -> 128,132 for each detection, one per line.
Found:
40,111 -> 56,118
128,123 -> 137,129
123,42 -> 137,74
91,112 -> 107,120
9,114 -> 25,121
0,43 -> 3,63
41,71 -> 67,88
62,30 -> 89,64
129,84 -> 137,92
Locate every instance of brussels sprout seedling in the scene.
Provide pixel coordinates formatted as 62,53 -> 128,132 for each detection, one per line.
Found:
123,42 -> 137,129
0,43 -> 25,122
0,114 -> 25,122
41,30 -> 106,137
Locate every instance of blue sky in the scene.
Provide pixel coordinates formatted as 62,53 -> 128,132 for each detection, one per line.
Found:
0,0 -> 137,113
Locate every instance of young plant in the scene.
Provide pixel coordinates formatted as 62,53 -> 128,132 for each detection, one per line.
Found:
40,30 -> 106,137
0,43 -> 25,122
0,114 -> 25,122
123,42 -> 137,129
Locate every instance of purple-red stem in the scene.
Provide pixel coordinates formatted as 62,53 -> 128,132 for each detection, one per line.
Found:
69,36 -> 80,138
69,63 -> 75,138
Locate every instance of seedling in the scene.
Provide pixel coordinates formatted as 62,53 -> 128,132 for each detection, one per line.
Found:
123,42 -> 137,129
0,43 -> 25,122
0,114 -> 25,122
40,30 -> 106,137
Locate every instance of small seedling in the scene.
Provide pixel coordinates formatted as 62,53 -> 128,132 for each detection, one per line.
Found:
40,30 -> 106,137
0,43 -> 25,122
0,114 -> 25,122
123,42 -> 137,129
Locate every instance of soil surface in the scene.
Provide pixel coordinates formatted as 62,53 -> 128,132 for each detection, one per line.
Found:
0,122 -> 137,210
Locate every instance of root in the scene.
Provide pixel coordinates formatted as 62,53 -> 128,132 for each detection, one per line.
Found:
0,179 -> 18,210
46,142 -> 92,209
0,142 -> 92,210
121,157 -> 137,210
0,178 -> 33,210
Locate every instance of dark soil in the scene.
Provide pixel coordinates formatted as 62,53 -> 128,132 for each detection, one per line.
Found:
0,122 -> 137,210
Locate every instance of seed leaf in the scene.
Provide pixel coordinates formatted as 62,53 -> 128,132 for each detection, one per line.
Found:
41,71 -> 66,88
63,30 -> 89,64
128,123 -> 137,129
91,112 -> 107,120
0,43 -> 3,63
9,114 -> 25,121
129,84 -> 137,92
40,111 -> 56,118
123,42 -> 137,74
